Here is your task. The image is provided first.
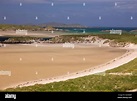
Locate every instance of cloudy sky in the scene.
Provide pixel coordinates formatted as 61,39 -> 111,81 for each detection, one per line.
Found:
0,0 -> 137,27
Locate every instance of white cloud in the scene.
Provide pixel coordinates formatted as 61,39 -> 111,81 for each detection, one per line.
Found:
115,1 -> 137,11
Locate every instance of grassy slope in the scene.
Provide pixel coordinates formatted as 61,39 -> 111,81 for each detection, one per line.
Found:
0,24 -> 42,31
97,34 -> 137,44
5,58 -> 137,92
61,34 -> 137,44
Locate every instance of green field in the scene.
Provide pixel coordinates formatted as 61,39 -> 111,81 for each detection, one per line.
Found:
5,58 -> 137,92
97,34 -> 137,44
45,33 -> 137,44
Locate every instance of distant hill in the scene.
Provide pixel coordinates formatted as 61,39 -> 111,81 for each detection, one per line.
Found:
38,22 -> 87,28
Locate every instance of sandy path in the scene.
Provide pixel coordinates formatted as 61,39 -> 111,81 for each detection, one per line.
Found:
1,44 -> 133,90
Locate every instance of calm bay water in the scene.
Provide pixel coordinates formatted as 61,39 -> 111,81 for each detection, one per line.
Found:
0,37 -> 9,42
0,27 -> 137,42
58,27 -> 137,34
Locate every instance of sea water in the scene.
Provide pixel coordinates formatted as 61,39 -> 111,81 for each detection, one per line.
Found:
56,27 -> 137,34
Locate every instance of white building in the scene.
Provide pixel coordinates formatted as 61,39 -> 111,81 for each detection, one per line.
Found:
63,43 -> 75,48
16,29 -> 28,35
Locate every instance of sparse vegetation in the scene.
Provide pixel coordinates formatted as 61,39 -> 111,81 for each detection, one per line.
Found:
0,24 -> 43,31
48,35 -> 84,43
3,36 -> 37,44
46,34 -> 137,46
97,34 -> 137,44
0,36 -> 50,44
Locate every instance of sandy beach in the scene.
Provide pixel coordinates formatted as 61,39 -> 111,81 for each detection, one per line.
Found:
0,31 -> 63,37
0,42 -> 128,90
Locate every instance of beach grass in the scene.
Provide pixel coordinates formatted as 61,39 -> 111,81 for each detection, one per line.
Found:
5,58 -> 137,92
0,24 -> 42,31
97,34 -> 137,44
46,33 -> 137,45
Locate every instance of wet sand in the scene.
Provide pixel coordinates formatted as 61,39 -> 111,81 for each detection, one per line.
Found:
0,31 -> 64,37
0,44 -> 126,89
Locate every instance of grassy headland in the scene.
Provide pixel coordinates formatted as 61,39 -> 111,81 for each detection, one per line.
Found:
0,24 -> 43,31
46,34 -> 137,48
97,34 -> 137,44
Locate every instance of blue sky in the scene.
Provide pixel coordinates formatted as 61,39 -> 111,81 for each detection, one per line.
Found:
0,0 -> 137,27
